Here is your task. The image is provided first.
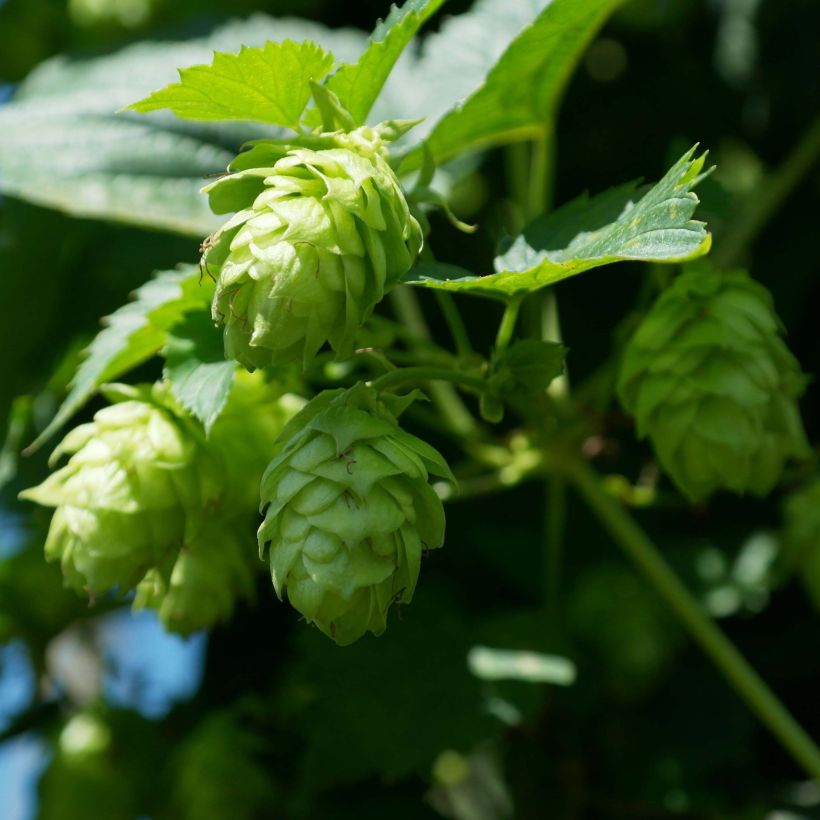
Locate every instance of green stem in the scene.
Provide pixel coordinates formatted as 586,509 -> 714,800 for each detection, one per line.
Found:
713,116 -> 820,268
388,286 -> 480,436
434,291 -> 474,359
527,128 -> 554,220
370,366 -> 485,394
494,296 -> 523,353
566,455 -> 820,781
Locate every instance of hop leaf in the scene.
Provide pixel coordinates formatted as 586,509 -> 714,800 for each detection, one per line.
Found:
258,384 -> 453,645
205,127 -> 423,369
618,268 -> 810,501
20,384 -> 218,595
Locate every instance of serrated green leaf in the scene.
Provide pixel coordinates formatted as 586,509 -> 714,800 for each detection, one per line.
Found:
29,267 -> 211,452
394,0 -> 621,165
0,17 -> 365,235
323,0 -> 445,125
404,148 -> 712,299
128,40 -> 335,128
162,312 -> 237,434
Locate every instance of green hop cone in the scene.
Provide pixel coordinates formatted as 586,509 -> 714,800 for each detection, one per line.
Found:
206,127 -> 422,369
20,384 -> 218,595
134,519 -> 255,635
258,384 -> 453,645
618,269 -> 810,501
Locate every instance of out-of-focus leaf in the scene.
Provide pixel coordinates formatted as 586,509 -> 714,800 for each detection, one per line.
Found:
0,17 -> 365,235
404,148 -> 712,299
467,646 -> 576,685
282,588 -> 497,787
163,312 -> 237,434
128,41 -> 334,128
323,0 -> 445,125
29,266 -> 210,452
172,710 -> 276,820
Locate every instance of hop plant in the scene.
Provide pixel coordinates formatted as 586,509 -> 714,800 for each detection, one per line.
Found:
205,125 -> 423,369
20,384 -> 218,595
618,269 -> 810,501
782,479 -> 820,608
133,519 -> 255,635
258,384 -> 452,645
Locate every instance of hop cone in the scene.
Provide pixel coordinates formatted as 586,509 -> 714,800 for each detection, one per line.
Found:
618,269 -> 809,501
20,385 -> 216,595
206,130 -> 422,369
258,385 -> 452,645
133,519 -> 255,635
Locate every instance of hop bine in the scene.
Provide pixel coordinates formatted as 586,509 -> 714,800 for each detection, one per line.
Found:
618,268 -> 810,501
203,125 -> 423,370
258,384 -> 453,645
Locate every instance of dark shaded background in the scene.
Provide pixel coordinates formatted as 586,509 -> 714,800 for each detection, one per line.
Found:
1,0 -> 819,817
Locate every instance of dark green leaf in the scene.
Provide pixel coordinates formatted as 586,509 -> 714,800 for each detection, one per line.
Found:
163,312 -> 237,434
29,266 -> 211,451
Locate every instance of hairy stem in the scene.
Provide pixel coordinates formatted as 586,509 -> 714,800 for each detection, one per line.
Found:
566,455 -> 820,781
370,366 -> 485,394
713,116 -> 820,268
388,286 -> 480,436
494,296 -> 523,353
434,291 -> 474,359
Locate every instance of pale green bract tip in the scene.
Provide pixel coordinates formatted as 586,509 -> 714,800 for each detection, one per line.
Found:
258,384 -> 452,645
618,268 -> 810,502
205,131 -> 422,371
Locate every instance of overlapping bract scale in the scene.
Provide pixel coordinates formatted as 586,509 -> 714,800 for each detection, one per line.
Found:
258,385 -> 452,645
207,137 -> 422,370
618,269 -> 809,501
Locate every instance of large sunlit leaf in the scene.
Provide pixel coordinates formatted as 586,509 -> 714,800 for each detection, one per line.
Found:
324,0 -> 445,125
128,40 -> 334,128
388,0 -> 621,165
404,147 -> 712,299
0,17 -> 365,236
28,266 -> 211,452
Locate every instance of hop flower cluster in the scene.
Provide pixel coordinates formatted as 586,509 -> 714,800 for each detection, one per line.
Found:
618,269 -> 809,501
205,126 -> 422,370
258,385 -> 452,645
22,375 -> 300,633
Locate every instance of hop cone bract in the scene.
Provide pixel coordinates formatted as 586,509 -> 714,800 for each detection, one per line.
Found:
258,385 -> 452,645
20,384 -> 216,594
207,131 -> 422,369
618,269 -> 809,501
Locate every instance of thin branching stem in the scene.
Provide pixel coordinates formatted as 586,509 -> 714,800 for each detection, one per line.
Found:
566,455 -> 820,782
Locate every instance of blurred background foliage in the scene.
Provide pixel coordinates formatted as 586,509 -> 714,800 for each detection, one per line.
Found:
1,0 -> 819,817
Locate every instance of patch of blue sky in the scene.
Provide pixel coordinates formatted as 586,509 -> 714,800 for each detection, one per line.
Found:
97,609 -> 207,719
